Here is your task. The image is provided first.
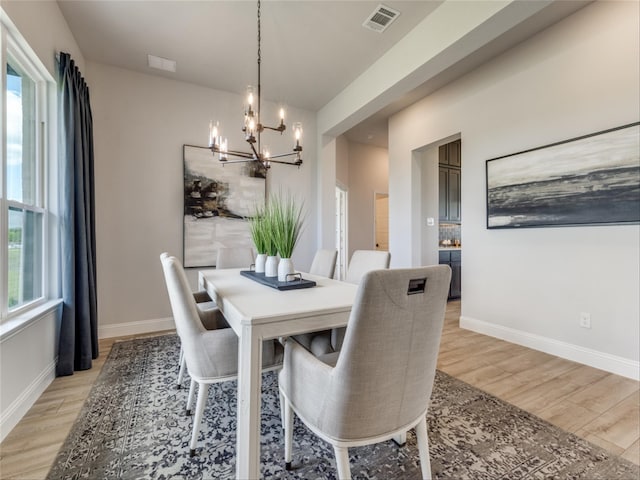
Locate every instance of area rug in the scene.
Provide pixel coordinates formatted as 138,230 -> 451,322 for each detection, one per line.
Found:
46,335 -> 639,480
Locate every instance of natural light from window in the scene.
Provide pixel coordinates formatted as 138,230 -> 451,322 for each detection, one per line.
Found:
5,60 -> 43,312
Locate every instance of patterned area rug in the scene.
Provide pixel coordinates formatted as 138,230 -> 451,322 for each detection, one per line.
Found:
47,335 -> 639,480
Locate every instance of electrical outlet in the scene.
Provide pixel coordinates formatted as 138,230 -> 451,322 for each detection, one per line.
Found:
579,312 -> 591,329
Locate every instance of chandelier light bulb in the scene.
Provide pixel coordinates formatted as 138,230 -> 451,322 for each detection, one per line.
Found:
220,138 -> 228,161
293,122 -> 303,141
246,86 -> 254,108
209,121 -> 219,147
279,108 -> 285,121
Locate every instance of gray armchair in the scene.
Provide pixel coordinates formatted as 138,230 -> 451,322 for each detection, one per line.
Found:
279,265 -> 451,479
160,253 -> 282,457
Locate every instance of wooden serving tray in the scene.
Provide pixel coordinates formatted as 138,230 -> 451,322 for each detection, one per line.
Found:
240,270 -> 316,291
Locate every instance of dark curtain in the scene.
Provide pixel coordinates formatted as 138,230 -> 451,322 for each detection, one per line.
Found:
56,52 -> 98,376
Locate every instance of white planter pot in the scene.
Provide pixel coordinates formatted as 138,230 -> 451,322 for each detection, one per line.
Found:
265,255 -> 278,277
255,253 -> 267,273
278,258 -> 294,282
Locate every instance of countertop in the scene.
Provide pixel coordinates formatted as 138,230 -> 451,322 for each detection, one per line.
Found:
439,247 -> 462,251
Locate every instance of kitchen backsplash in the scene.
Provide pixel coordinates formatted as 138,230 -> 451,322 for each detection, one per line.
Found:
439,223 -> 461,246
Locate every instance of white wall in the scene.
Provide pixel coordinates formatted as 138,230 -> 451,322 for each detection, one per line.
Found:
345,142 -> 388,258
86,62 -> 317,336
1,0 -> 85,78
419,147 -> 439,266
389,1 -> 640,378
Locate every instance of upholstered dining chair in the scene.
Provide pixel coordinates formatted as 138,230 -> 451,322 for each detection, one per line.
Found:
160,253 -> 282,457
216,247 -> 254,269
279,265 -> 451,480
173,247 -> 254,386
309,248 -> 338,279
160,252 -> 223,389
298,249 -> 390,356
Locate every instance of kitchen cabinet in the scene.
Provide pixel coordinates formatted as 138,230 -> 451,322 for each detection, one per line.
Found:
439,140 -> 461,223
439,166 -> 461,223
438,139 -> 461,167
439,250 -> 461,299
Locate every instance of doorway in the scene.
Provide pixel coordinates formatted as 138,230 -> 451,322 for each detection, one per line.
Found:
374,193 -> 389,251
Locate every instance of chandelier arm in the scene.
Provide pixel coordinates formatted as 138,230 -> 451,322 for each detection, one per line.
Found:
269,159 -> 302,165
248,140 -> 261,160
268,151 -> 302,160
222,159 -> 268,169
262,124 -> 286,133
210,147 -> 255,160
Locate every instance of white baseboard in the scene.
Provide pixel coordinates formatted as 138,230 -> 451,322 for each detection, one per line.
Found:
459,316 -> 640,381
98,317 -> 175,339
0,359 -> 56,443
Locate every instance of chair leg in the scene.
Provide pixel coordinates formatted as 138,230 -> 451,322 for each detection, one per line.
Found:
177,347 -> 186,389
279,390 -> 285,429
189,382 -> 210,457
333,445 -> 351,480
186,379 -> 196,416
392,431 -> 407,446
284,396 -> 294,470
416,416 -> 432,480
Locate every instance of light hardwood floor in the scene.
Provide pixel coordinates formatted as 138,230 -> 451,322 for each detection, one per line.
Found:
1,301 -> 638,479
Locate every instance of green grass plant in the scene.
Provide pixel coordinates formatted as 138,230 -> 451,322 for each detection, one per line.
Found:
248,205 -> 269,255
269,191 -> 304,259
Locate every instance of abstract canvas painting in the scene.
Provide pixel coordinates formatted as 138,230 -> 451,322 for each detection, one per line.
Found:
486,123 -> 640,229
183,145 -> 265,267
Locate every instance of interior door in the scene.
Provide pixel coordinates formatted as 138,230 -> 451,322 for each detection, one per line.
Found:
375,193 -> 389,251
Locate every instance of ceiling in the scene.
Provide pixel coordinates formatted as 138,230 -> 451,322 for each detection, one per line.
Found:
56,1 -> 440,112
56,0 -> 589,148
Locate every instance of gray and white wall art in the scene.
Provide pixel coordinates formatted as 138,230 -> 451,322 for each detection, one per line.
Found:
183,145 -> 265,267
486,123 -> 640,228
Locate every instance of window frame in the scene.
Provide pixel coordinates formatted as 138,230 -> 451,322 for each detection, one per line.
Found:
1,12 -> 55,324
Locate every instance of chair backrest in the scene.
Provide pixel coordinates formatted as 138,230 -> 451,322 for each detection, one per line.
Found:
160,253 -> 206,340
309,249 -> 337,278
216,247 -> 254,269
160,253 -> 216,378
345,250 -> 390,284
322,265 -> 451,440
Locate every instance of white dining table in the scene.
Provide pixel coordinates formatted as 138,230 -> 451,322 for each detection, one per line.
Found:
198,268 -> 358,480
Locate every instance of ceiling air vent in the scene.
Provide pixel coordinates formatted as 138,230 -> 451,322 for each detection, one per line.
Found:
147,54 -> 176,73
362,4 -> 400,33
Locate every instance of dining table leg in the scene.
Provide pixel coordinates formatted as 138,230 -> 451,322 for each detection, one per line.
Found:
236,324 -> 263,480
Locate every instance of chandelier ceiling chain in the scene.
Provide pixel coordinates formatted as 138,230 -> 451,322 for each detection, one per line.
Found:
208,0 -> 303,171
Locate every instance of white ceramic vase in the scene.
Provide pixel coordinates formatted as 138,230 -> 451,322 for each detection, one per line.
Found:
255,253 -> 267,273
265,255 -> 278,277
278,258 -> 294,282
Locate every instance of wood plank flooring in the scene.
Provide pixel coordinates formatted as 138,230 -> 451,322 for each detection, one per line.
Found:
1,301 -> 638,479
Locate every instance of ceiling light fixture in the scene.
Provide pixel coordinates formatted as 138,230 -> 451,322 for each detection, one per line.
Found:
208,0 -> 302,171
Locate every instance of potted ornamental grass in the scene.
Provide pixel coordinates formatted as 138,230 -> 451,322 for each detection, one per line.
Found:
269,191 -> 305,281
248,206 -> 269,273
262,207 -> 280,277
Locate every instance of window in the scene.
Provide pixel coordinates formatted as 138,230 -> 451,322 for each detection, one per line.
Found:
1,15 -> 53,323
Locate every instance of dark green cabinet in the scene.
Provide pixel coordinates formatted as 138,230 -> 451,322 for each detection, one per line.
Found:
438,140 -> 461,223
439,250 -> 461,299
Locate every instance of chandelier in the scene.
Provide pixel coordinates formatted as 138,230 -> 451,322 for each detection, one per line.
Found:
208,0 -> 303,171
